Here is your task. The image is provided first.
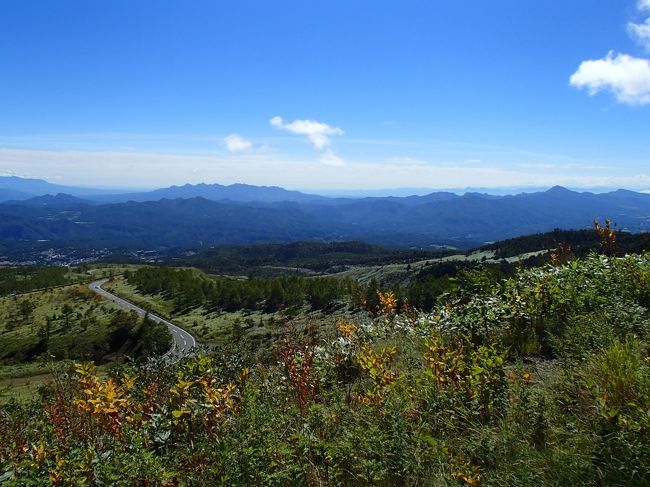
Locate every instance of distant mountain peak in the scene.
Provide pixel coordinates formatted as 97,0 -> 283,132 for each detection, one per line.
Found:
87,182 -> 330,205
546,185 -> 573,193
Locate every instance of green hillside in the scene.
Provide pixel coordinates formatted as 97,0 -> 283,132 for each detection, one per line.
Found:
2,251 -> 649,485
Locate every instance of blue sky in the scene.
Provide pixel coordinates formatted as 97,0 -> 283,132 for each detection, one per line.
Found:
1,0 -> 649,192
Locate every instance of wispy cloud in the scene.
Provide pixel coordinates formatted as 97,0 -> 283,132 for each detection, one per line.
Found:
518,162 -> 615,170
270,116 -> 346,165
628,0 -> 650,51
384,157 -> 430,166
374,157 -> 483,169
3,148 -> 649,191
570,2 -> 650,105
320,148 -> 345,167
628,18 -> 650,51
223,134 -> 252,153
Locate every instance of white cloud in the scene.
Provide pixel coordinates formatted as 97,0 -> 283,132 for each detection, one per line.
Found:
320,148 -> 346,167
270,116 -> 344,150
270,115 -> 346,165
223,134 -> 252,153
569,51 -> 650,105
572,2 -> 650,104
629,17 -> 650,51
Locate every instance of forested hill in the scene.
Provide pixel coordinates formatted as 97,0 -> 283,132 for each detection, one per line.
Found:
1,185 -> 650,253
177,241 -> 445,275
477,227 -> 650,258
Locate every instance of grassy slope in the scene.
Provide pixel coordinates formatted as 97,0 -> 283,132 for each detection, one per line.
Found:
0,285 -> 123,363
330,248 -> 548,286
103,276 -> 364,347
0,267 -> 143,403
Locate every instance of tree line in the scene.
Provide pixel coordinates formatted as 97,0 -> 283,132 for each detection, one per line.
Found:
125,264 -> 501,316
124,267 -> 366,313
0,266 -> 69,296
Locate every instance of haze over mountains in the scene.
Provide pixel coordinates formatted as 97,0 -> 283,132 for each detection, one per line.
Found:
0,177 -> 326,204
1,177 -> 650,255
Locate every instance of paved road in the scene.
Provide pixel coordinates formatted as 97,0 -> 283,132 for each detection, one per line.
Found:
88,278 -> 196,359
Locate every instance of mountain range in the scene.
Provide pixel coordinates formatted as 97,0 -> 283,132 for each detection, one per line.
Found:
1,177 -> 649,253
0,177 -> 326,204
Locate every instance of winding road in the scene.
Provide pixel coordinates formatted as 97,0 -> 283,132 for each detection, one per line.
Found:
89,278 -> 196,359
